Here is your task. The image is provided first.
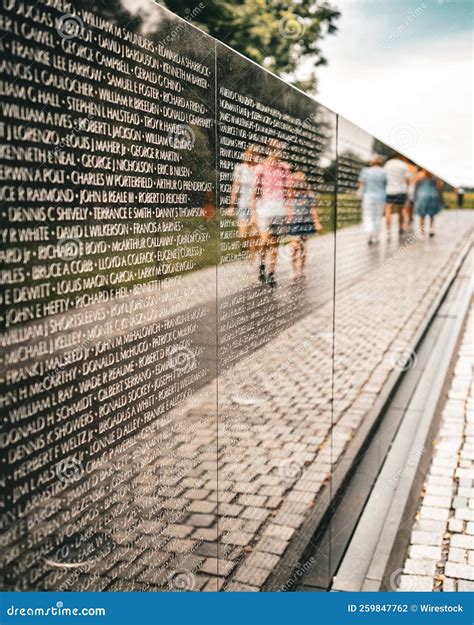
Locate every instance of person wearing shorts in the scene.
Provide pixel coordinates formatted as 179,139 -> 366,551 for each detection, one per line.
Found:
251,139 -> 292,288
229,145 -> 260,261
405,164 -> 418,228
288,171 -> 322,280
384,154 -> 410,237
358,155 -> 387,244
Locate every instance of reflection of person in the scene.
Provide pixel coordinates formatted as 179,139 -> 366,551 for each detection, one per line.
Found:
229,145 -> 260,261
384,154 -> 410,237
288,171 -> 322,280
457,187 -> 464,208
415,169 -> 443,238
251,139 -> 292,288
358,155 -> 387,245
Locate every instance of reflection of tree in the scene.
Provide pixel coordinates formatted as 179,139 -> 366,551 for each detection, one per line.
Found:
164,0 -> 341,94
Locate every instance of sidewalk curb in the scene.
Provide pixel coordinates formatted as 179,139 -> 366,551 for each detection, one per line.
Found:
265,233 -> 473,591
332,246 -> 472,592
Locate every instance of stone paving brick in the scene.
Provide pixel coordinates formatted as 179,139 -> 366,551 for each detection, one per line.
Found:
187,501 -> 217,514
422,495 -> 452,508
218,503 -> 243,517
448,518 -> 464,533
225,582 -> 259,591
444,562 -> 474,581
419,506 -> 450,521
398,575 -> 433,591
233,564 -> 271,587
161,525 -> 194,539
240,507 -> 270,522
222,531 -> 254,546
403,559 -> 437,577
237,494 -> 267,507
448,547 -> 466,563
455,508 -> 474,521
242,551 -> 281,571
187,514 -> 217,528
410,530 -> 444,546
193,528 -> 219,542
163,538 -> 197,554
263,524 -> 295,541
200,558 -> 235,577
202,577 -> 225,592
409,545 -> 442,561
255,536 -> 289,555
457,579 -> 474,591
450,534 -> 474,550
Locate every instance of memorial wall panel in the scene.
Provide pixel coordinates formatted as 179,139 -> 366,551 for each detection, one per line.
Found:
1,0 -> 218,591
216,43 -> 336,588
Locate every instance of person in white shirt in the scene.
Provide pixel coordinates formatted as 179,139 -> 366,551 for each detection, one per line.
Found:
384,154 -> 410,237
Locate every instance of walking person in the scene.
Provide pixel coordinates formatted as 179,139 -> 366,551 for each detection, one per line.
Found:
229,145 -> 260,261
358,155 -> 387,245
406,164 -> 419,228
415,169 -> 443,238
251,139 -> 292,288
288,171 -> 322,281
457,187 -> 465,208
384,153 -> 410,237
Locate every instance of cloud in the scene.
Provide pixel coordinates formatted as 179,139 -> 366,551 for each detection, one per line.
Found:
313,2 -> 473,186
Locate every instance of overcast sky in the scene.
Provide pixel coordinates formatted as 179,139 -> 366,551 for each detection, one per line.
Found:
312,0 -> 473,186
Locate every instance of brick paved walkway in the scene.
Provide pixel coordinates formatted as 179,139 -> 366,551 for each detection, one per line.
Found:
398,307 -> 473,592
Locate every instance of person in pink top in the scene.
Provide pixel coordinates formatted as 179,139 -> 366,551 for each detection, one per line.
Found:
250,139 -> 292,288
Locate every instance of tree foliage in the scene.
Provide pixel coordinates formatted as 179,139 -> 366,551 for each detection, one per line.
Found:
162,0 -> 340,93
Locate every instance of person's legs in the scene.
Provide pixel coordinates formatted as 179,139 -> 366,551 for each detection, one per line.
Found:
419,215 -> 425,235
363,197 -> 374,243
429,216 -> 435,237
291,238 -> 299,280
267,234 -> 279,288
372,199 -> 383,241
385,203 -> 392,236
299,238 -> 307,277
258,229 -> 270,284
399,202 -> 408,233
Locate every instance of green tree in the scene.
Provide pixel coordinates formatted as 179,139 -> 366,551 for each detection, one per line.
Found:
162,0 -> 340,93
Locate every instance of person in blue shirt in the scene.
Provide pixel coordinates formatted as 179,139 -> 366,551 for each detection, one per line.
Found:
415,169 -> 443,238
358,155 -> 387,244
